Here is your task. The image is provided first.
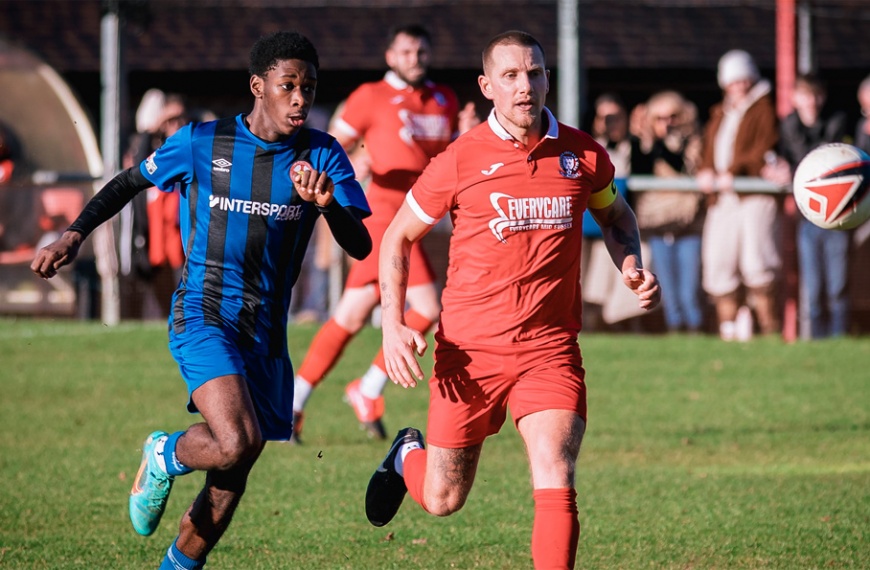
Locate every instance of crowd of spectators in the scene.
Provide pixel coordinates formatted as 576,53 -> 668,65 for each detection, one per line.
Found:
583,51 -> 870,341
2,50 -> 870,340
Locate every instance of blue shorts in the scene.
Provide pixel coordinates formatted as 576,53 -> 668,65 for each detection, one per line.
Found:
168,325 -> 295,441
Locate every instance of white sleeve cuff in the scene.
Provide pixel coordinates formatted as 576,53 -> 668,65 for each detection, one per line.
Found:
406,191 -> 438,225
332,118 -> 359,139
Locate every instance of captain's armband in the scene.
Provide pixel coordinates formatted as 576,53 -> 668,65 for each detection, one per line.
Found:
587,179 -> 619,210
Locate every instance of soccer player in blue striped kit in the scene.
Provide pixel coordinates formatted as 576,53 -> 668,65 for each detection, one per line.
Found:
31,31 -> 371,569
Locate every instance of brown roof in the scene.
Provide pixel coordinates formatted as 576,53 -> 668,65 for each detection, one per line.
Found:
2,0 -> 869,73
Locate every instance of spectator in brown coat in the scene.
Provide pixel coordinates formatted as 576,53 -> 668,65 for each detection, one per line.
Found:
697,50 -> 781,341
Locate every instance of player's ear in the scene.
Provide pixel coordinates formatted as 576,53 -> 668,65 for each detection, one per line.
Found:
478,75 -> 494,100
250,74 -> 264,98
384,48 -> 396,70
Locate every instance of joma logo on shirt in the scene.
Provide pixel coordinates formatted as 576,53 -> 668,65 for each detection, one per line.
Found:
209,195 -> 303,222
488,193 -> 573,243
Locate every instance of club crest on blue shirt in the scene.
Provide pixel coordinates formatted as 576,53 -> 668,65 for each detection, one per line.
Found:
558,151 -> 581,179
145,152 -> 158,175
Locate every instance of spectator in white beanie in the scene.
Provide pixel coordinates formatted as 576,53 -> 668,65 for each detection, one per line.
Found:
717,49 -> 760,90
135,88 -> 167,134
697,49 -> 781,341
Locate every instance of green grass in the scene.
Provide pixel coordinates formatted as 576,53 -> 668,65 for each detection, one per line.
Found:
0,318 -> 868,569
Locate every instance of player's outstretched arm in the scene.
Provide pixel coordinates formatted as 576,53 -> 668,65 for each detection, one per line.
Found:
589,190 -> 661,311
31,167 -> 151,279
378,202 -> 433,388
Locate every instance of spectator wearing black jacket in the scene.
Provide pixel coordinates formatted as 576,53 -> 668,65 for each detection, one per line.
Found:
770,74 -> 849,338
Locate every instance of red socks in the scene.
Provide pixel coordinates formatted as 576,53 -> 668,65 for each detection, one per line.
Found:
531,488 -> 579,570
405,452 -> 578,569
296,318 -> 353,386
402,448 -> 429,512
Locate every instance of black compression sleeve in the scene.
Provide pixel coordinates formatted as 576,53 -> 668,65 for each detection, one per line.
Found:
67,167 -> 152,238
317,201 -> 373,261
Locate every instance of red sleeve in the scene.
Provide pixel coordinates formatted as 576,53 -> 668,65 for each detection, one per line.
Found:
586,138 -> 616,192
407,143 -> 460,223
338,84 -> 374,137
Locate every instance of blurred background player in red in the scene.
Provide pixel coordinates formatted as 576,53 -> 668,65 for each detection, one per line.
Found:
290,24 -> 478,442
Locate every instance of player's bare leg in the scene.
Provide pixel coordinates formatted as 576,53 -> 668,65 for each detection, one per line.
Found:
332,284 -> 381,333
174,447 -> 263,560
517,409 -> 586,570
365,429 -> 482,526
173,374 -> 264,471
404,282 -> 441,325
413,443 -> 482,516
129,373 -> 264,542
168,374 -> 265,561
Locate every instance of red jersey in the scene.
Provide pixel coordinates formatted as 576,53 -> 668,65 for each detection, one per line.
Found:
408,108 -> 615,347
0,159 -> 13,183
147,185 -> 184,269
334,71 -> 459,193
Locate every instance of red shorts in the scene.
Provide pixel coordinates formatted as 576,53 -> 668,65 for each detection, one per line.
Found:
425,340 -> 587,448
345,185 -> 435,290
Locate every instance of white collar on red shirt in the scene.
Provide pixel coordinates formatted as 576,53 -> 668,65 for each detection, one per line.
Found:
384,70 -> 435,92
487,107 -> 559,141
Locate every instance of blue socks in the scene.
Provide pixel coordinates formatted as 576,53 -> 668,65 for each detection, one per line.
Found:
159,539 -> 206,570
163,431 -> 193,477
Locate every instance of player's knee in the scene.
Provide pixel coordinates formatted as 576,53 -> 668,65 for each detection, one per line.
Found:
214,431 -> 261,470
416,304 -> 441,324
424,488 -> 468,517
408,296 -> 441,322
533,458 -> 577,489
334,313 -> 367,333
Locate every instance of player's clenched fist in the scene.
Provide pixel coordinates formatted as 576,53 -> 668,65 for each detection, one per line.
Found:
292,164 -> 334,208
622,267 -> 661,310
31,230 -> 83,279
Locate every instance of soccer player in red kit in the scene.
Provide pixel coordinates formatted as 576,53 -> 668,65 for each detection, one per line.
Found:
291,24 -> 478,441
366,31 -> 661,569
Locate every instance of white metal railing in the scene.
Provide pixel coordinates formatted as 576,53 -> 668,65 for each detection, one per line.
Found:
626,175 -> 790,194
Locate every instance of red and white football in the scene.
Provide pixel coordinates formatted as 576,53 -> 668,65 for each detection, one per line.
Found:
792,142 -> 870,230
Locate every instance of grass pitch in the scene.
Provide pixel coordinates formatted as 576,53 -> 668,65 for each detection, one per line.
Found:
0,318 -> 868,569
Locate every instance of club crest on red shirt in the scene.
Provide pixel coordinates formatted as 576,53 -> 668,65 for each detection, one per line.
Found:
558,151 -> 580,179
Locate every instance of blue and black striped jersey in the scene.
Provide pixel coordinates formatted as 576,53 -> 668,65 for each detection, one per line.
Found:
140,114 -> 370,356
